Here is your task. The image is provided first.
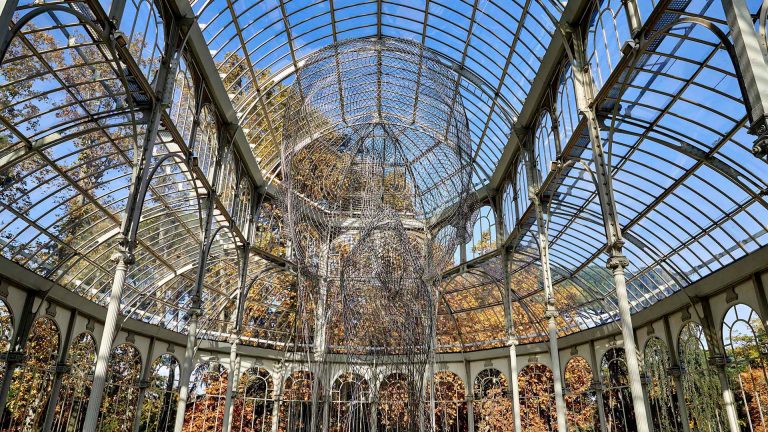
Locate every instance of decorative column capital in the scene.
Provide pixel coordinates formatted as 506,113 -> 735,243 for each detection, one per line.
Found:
52,362 -> 71,374
639,372 -> 652,386
188,301 -> 203,318
544,305 -> 559,320
667,365 -> 684,378
589,379 -> 603,393
111,244 -> 135,266
506,336 -> 519,347
606,254 -> 630,270
1,351 -> 25,365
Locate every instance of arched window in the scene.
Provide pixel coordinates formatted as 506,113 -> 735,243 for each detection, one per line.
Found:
195,104 -> 219,183
280,370 -> 315,432
52,331 -> 96,431
534,111 -> 557,183
557,64 -> 579,146
643,337 -> 681,432
119,0 -> 165,83
586,0 -> 632,90
678,322 -> 725,432
234,367 -> 274,432
564,356 -> 597,431
378,373 -> 411,431
330,372 -> 370,431
429,370 -> 467,432
170,57 -> 196,145
722,304 -> 768,431
234,175 -> 253,234
217,145 -> 238,214
518,363 -> 556,431
3,316 -> 59,430
140,353 -> 180,432
472,368 -> 511,431
502,180 -> 517,236
515,156 -> 530,219
99,343 -> 143,431
253,201 -> 287,257
600,348 -> 636,432
183,362 -> 228,431
469,205 -> 496,259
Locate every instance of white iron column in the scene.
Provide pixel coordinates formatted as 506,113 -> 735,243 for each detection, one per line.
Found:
566,22 -> 651,432
271,366 -> 285,432
501,248 -> 522,432
464,360 -> 475,432
222,336 -> 241,432
81,17 -> 181,426
82,252 -> 130,431
173,307 -> 200,432
699,297 -> 740,432
523,143 -> 568,432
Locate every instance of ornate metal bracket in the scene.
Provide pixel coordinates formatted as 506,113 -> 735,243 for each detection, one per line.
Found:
708,354 -> 730,367
749,116 -> 768,159
667,365 -> 684,378
0,351 -> 25,364
52,362 -> 71,374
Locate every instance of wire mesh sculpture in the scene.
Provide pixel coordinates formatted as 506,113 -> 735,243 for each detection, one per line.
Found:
278,37 -> 476,431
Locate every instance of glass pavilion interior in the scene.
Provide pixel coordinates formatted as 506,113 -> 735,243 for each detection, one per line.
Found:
2,0 -> 768,430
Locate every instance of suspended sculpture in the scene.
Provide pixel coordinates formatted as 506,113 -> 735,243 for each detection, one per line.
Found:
278,37 -> 476,431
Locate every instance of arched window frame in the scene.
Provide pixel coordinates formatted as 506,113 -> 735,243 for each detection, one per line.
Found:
169,55 -> 197,145
556,62 -> 579,147
53,331 -> 97,431
585,0 -> 633,90
429,370 -> 467,432
3,316 -> 60,429
140,353 -> 180,432
195,104 -> 219,183
119,0 -> 165,84
722,303 -> 768,431
564,356 -> 598,431
518,363 -> 556,431
515,154 -> 530,224
533,110 -> 557,183
234,366 -> 274,432
280,370 -> 316,432
643,336 -> 681,432
377,373 -> 412,431
184,361 -> 229,431
99,342 -> 143,432
502,180 -> 517,237
600,347 -> 636,432
468,205 -> 497,260
330,372 -> 370,432
678,321 -> 725,432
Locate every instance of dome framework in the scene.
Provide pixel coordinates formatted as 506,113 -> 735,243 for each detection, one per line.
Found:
0,0 -> 766,431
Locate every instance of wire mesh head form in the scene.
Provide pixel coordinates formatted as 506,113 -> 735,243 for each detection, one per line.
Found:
281,37 -> 475,275
278,37 -> 476,430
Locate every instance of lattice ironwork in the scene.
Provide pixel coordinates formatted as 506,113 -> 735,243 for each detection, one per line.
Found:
278,37 -> 476,430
